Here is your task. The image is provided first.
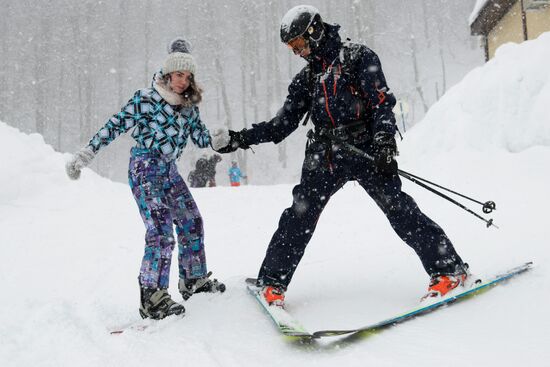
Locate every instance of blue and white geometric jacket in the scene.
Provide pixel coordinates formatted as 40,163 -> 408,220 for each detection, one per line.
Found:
87,75 -> 211,161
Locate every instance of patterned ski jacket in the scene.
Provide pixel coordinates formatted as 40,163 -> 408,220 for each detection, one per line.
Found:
87,73 -> 211,160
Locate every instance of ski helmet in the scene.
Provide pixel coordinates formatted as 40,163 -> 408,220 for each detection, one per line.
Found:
280,5 -> 324,44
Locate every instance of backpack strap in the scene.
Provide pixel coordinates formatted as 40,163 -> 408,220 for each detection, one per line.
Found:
301,64 -> 315,126
340,41 -> 364,92
301,41 -> 364,127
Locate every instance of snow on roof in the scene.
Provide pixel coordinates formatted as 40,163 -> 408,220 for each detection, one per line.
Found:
469,0 -> 491,25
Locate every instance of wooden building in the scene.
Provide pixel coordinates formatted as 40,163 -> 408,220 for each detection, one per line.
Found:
470,0 -> 550,61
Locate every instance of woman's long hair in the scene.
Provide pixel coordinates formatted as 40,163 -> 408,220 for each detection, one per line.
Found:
183,73 -> 203,104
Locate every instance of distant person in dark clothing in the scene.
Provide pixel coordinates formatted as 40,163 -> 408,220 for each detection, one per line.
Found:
205,154 -> 222,186
188,154 -> 222,187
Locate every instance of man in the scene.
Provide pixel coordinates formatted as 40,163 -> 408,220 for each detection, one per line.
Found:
212,5 -> 469,306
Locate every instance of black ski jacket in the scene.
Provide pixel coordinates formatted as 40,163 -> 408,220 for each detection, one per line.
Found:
241,23 -> 397,146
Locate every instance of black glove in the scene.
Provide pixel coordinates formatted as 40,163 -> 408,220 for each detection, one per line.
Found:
213,129 -> 250,154
373,132 -> 398,176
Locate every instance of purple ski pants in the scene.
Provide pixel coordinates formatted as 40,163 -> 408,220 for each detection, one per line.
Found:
128,148 -> 207,289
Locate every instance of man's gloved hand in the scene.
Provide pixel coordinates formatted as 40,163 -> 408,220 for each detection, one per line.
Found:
211,128 -> 249,153
373,132 -> 398,176
65,146 -> 96,180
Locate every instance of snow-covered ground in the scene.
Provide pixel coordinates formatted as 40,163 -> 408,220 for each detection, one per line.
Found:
1,34 -> 549,367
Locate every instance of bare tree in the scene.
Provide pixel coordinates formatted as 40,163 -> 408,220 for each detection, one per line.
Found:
117,1 -> 127,107
143,0 -> 152,86
421,0 -> 432,48
201,2 -> 233,131
33,17 -> 51,137
56,60 -> 66,151
249,2 -> 261,125
264,5 -> 274,123
350,0 -> 363,43
269,1 -> 287,168
214,55 -> 233,128
239,1 -> 252,176
0,0 -> 10,122
438,39 -> 447,95
436,4 -> 450,95
410,33 -> 429,113
82,4 -> 95,146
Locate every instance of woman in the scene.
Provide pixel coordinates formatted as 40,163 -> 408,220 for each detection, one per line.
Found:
66,39 -> 225,320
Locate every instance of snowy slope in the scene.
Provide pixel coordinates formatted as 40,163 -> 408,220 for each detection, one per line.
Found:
1,34 -> 550,367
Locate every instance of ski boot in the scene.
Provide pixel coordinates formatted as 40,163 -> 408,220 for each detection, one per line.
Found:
139,286 -> 185,320
178,271 -> 226,301
422,264 -> 472,300
262,285 -> 285,307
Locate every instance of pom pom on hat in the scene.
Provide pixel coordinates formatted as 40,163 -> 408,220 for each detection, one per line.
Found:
167,37 -> 192,54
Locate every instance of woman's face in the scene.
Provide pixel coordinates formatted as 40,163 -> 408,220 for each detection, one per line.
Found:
169,71 -> 192,94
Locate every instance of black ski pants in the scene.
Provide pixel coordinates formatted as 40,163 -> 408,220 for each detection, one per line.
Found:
257,141 -> 465,289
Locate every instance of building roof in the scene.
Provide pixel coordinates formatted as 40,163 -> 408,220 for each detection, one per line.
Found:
469,0 -> 491,25
470,0 -> 518,36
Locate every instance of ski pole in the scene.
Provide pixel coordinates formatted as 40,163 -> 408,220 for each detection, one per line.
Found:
397,170 -> 497,228
395,169 -> 496,214
317,130 -> 498,228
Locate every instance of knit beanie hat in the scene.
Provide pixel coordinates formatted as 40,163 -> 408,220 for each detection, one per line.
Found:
163,52 -> 197,75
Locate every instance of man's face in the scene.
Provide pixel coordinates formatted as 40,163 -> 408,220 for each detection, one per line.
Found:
287,36 -> 311,58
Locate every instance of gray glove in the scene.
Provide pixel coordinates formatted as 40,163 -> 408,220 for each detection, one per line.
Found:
211,128 -> 231,151
66,146 -> 95,180
211,128 -> 250,153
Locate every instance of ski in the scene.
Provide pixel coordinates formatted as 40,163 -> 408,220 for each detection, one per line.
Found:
109,314 -> 185,335
245,278 -> 313,338
109,323 -> 149,335
247,262 -> 532,339
311,261 -> 533,338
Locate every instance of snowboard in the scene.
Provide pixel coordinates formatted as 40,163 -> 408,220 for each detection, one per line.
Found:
246,262 -> 533,339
